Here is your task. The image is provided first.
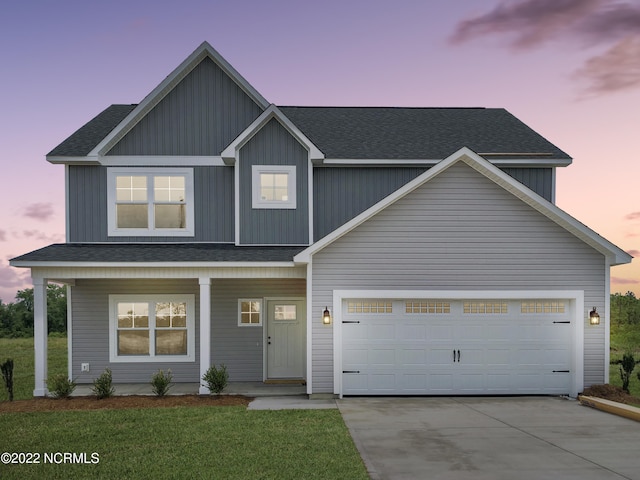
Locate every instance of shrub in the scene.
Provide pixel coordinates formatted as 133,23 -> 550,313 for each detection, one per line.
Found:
92,368 -> 115,399
1,358 -> 14,401
618,352 -> 638,394
201,364 -> 228,394
47,374 -> 76,399
151,369 -> 173,397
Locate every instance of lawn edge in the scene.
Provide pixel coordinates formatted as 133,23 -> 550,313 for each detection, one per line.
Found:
578,395 -> 640,422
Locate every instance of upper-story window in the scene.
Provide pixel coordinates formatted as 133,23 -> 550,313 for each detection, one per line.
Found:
251,165 -> 296,209
107,168 -> 194,236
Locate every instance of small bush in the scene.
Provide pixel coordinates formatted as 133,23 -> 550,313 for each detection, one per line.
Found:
151,369 -> 173,397
617,352 -> 638,394
47,374 -> 76,399
201,364 -> 228,394
1,359 -> 14,401
92,368 -> 115,399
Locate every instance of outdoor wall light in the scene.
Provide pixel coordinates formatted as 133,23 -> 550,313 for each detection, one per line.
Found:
322,307 -> 332,325
589,307 -> 600,325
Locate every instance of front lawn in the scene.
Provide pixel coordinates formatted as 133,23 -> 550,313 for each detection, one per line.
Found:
0,406 -> 368,479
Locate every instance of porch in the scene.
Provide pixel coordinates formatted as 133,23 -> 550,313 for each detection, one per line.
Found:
72,381 -> 307,397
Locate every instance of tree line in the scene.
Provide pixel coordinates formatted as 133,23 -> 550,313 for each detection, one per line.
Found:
0,284 -> 67,337
611,291 -> 640,326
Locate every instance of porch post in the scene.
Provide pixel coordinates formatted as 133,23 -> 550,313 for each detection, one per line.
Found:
199,277 -> 211,394
33,276 -> 48,397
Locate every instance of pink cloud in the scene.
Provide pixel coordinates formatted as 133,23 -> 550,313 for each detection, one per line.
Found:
17,230 -> 65,243
24,202 -> 55,221
627,249 -> 640,257
0,263 -> 31,301
575,35 -> 640,96
0,230 -> 5,242
612,276 -> 640,285
625,212 -> 640,221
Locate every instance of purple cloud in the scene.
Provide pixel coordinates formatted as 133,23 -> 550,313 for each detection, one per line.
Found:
612,276 -> 640,285
24,202 -> 55,221
627,249 -> 640,256
0,230 -> 5,242
0,263 -> 31,301
450,0 -> 602,49
18,230 -> 65,243
450,0 -> 640,96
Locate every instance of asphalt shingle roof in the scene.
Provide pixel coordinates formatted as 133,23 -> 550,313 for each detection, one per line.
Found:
279,106 -> 570,160
10,243 -> 305,264
47,104 -> 137,157
47,105 -> 571,160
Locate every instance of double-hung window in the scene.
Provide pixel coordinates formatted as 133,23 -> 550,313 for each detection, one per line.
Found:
107,168 -> 194,236
109,295 -> 195,362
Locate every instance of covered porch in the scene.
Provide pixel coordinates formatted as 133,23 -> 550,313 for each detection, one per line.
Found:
10,243 -> 310,398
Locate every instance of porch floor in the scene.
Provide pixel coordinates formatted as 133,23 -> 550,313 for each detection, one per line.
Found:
72,382 -> 307,397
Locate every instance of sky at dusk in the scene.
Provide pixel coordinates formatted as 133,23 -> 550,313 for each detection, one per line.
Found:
0,0 -> 638,302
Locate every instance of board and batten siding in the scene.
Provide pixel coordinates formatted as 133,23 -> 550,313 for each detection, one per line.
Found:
313,167 -> 427,240
70,279 -> 200,383
68,165 -> 234,242
310,162 -> 606,393
210,278 -> 306,381
238,118 -> 309,245
502,167 -> 553,202
106,57 -> 263,156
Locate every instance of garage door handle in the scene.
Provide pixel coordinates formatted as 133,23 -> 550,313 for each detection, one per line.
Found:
453,350 -> 461,362
343,370 -> 360,374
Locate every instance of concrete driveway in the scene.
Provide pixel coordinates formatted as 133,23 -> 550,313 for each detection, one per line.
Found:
337,397 -> 640,480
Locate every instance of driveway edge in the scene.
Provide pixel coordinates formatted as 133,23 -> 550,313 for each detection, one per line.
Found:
579,395 -> 640,422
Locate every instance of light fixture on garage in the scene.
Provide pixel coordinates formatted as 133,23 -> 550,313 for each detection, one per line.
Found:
322,307 -> 332,325
589,307 -> 600,325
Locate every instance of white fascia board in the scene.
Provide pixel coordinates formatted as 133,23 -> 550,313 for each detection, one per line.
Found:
47,155 -> 100,165
9,261 -> 298,268
88,42 -> 270,158
322,157 -> 571,167
98,156 -> 226,166
294,146 -> 631,265
221,105 -> 325,165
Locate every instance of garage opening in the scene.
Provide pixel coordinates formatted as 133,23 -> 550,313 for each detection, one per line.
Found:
340,296 -> 578,396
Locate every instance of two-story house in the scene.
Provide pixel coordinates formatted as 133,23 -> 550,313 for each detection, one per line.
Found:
11,42 -> 631,398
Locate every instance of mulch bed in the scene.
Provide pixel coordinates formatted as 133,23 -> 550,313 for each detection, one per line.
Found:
0,394 -> 252,413
582,384 -> 640,406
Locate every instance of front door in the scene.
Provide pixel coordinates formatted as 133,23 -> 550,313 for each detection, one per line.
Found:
266,300 -> 305,379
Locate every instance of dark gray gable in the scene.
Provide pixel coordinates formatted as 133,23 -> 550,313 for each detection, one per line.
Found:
279,107 -> 571,160
47,105 -> 136,157
106,57 -> 264,156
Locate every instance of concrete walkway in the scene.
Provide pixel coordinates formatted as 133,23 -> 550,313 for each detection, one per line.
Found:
338,396 -> 640,480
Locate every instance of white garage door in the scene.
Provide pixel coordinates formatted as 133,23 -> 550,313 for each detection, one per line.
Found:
342,298 -> 573,395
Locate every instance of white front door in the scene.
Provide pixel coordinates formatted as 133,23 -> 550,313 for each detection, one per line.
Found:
267,300 -> 305,379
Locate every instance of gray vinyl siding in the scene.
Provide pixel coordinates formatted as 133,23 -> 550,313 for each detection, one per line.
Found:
106,57 -> 263,156
68,165 -> 234,242
70,279 -> 200,383
310,162 -> 605,393
210,279 -> 306,381
502,167 -> 553,201
313,167 -> 427,240
239,119 -> 309,245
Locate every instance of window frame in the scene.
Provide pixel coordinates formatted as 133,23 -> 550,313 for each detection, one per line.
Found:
251,165 -> 297,209
107,168 -> 195,237
238,298 -> 263,327
109,294 -> 196,362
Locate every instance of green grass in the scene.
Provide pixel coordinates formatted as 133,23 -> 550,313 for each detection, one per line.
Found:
0,407 -> 367,480
0,337 -> 67,401
0,338 -> 368,479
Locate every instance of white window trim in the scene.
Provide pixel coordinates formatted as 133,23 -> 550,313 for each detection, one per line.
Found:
251,165 -> 296,209
238,298 -> 263,327
109,294 -> 196,362
107,167 -> 195,237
